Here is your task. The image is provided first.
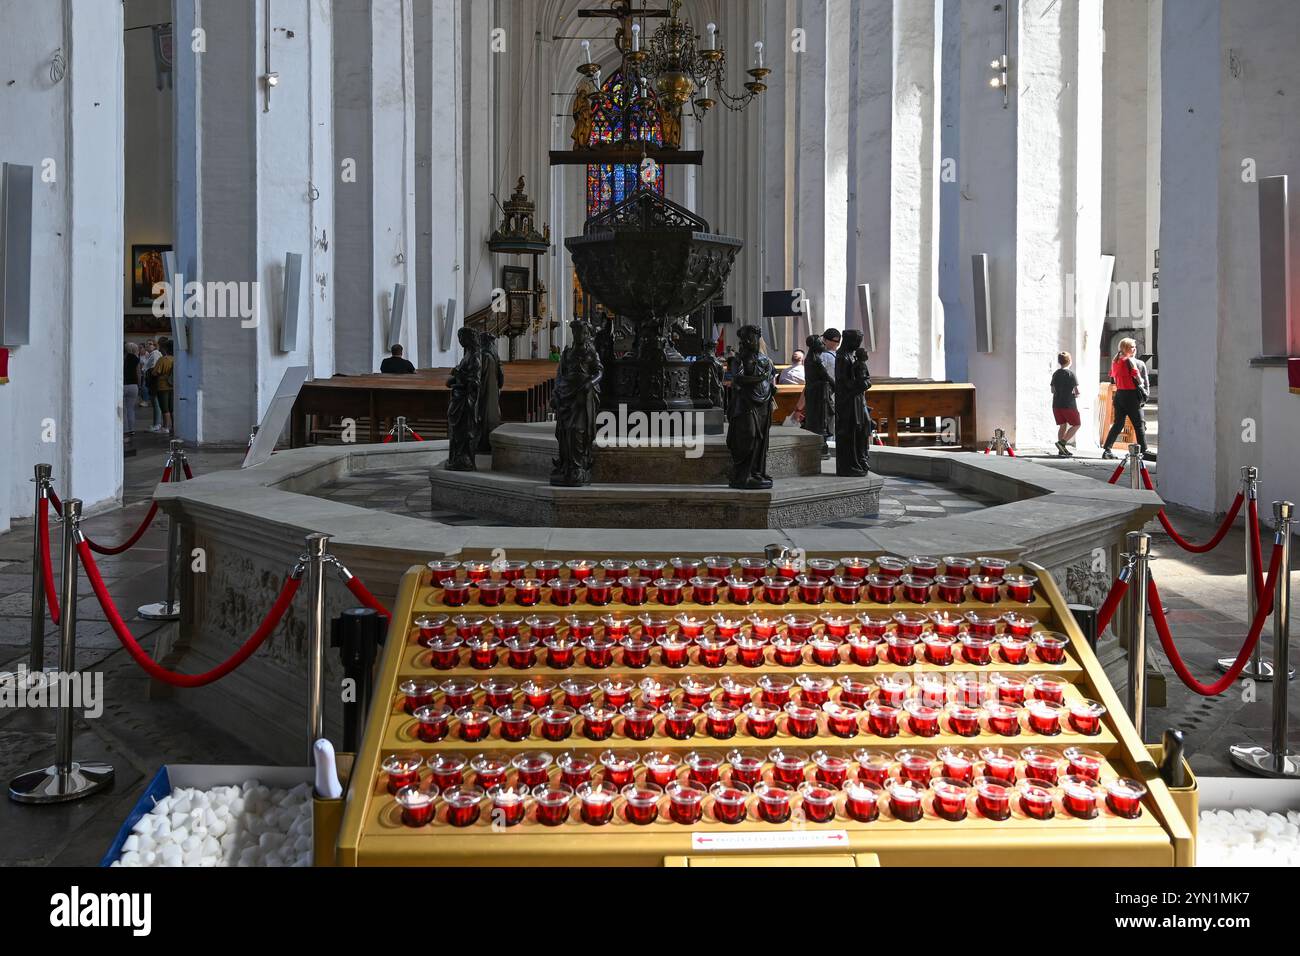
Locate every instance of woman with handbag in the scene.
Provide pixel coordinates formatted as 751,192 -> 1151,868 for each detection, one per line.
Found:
1101,337 -> 1149,460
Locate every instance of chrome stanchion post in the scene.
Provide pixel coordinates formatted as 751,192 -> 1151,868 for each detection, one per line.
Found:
1128,444 -> 1143,491
8,499 -> 115,803
139,442 -> 183,621
28,464 -> 52,673
1217,467 -> 1288,680
305,532 -> 331,763
1125,531 -> 1151,741
993,427 -> 1007,456
1230,502 -> 1299,777
395,416 -> 407,444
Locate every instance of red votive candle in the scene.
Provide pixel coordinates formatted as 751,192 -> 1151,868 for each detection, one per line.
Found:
942,556 -> 976,578
560,558 -> 596,583
1106,778 -> 1147,819
960,632 -> 995,666
642,750 -> 682,789
657,633 -> 692,668
840,556 -> 872,580
895,749 -> 933,786
427,752 -> 467,792
781,614 -> 815,642
918,673 -> 947,711
1025,698 -> 1064,737
414,614 -> 449,646
400,678 -> 437,715
480,677 -> 517,710
504,635 -> 538,670
685,578 -> 722,610
812,750 -> 851,789
620,704 -> 657,740
844,779 -> 882,821
511,578 -> 543,607
998,635 -> 1031,665
755,782 -> 792,823
937,746 -> 977,784
857,612 -> 892,638
632,679 -> 668,713
664,556 -> 699,581
577,782 -> 618,826
526,614 -> 560,640
831,576 -> 863,604
1033,631 -> 1069,664
1022,746 -> 1062,784
876,556 -> 908,579
565,616 -> 595,642
904,698 -> 943,738
461,560 -> 492,584
866,575 -> 897,604
886,633 -> 919,667
619,576 -> 649,606
581,634 -> 617,670
905,554 -> 939,577
710,782 -> 751,824
620,636 -> 653,669
984,701 -> 1022,737
673,613 -> 710,639
600,749 -> 639,788
600,558 -> 632,579
427,560 -> 460,586
492,559 -> 526,582
470,753 -> 510,792
633,558 -> 667,580
667,783 -> 707,824
725,575 -> 756,605
414,704 -> 452,743
923,633 -> 956,666
743,704 -> 780,739
1027,674 -> 1068,704
1017,779 -> 1056,820
795,575 -> 828,604
867,701 -> 901,738
543,636 -> 577,670
712,614 -> 745,639
875,673 -> 911,708
580,703 -> 618,741
520,677 -> 556,710
703,554 -> 735,577
900,574 -> 933,604
697,636 -> 731,669
768,748 -> 809,789
1002,614 -> 1036,638
734,636 -> 767,668
804,557 -> 836,580
853,748 -> 892,786
537,705 -> 576,741
758,674 -> 794,708
442,786 -> 484,828
773,556 -> 801,580
968,576 -> 1000,604
1061,774 -> 1105,819
951,673 -> 985,707
704,703 -> 739,740
726,749 -> 765,788
477,581 -> 508,607
585,578 -> 614,606
654,578 -> 687,606
1002,573 -> 1038,603
847,634 -> 881,666
738,557 -> 769,580
944,701 -> 981,739
600,613 -> 633,640
383,753 -> 424,794
933,576 -> 967,605
457,706 -> 494,742
511,751 -> 553,790
439,677 -> 477,711
837,676 -> 873,708
639,614 -> 671,639
496,705 -> 534,742
532,784 -> 573,827
976,556 -> 1010,580
490,615 -> 522,640
685,750 -> 724,789
784,702 -> 820,739
760,576 -> 793,605
932,777 -> 971,821
598,677 -> 634,709
822,700 -> 861,739
797,674 -> 835,706
888,779 -> 926,822
772,636 -> 804,667
809,636 -> 842,667
661,703 -> 699,740
395,786 -> 436,828
816,614 -> 851,640
974,775 -> 1014,821
442,580 -> 472,608
557,752 -> 596,791
680,675 -> 717,709
1069,699 -> 1107,736
465,634 -> 501,670
990,672 -> 1027,705
979,746 -> 1018,783
1063,746 -> 1106,781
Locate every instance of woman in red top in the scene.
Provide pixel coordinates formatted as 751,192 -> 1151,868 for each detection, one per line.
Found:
1101,337 -> 1148,460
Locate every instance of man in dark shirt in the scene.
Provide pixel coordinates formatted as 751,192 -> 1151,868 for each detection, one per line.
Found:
380,344 -> 416,374
1050,350 -> 1081,457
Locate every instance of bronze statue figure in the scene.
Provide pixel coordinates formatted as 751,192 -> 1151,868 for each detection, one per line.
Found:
699,338 -> 725,410
726,325 -> 775,490
551,320 -> 603,487
571,77 -> 596,150
801,333 -> 834,458
477,331 -> 504,453
833,328 -> 872,477
446,327 -> 482,472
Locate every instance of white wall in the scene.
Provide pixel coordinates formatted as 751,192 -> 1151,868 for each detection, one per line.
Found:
0,0 -> 124,529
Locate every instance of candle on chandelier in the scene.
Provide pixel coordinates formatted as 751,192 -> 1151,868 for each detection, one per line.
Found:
707,22 -> 717,50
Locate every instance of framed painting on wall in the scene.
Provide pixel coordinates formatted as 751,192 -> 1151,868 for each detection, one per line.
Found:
131,244 -> 172,308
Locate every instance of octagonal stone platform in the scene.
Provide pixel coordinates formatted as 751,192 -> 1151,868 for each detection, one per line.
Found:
428,423 -> 883,528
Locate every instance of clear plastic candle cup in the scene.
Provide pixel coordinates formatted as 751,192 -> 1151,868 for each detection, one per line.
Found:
857,611 -> 893,638
620,704 -> 657,741
875,672 -> 912,708
712,614 -> 745,640
950,672 -> 986,707
903,698 -> 943,738
796,575 -> 829,604
456,706 -> 494,743
887,779 -> 926,822
853,748 -> 892,786
784,702 -> 821,739
968,576 -> 1001,604
414,614 -> 450,646
689,576 -> 722,605
1017,778 -> 1056,820
710,782 -> 751,824
426,634 -> 464,670
725,575 -> 756,605
768,748 -> 810,789
960,632 -> 995,666
847,633 -> 881,666
580,703 -> 619,741
1032,631 -> 1069,665
598,748 -> 639,788
520,676 -> 556,711
542,635 -> 577,670
899,575 -> 934,604
642,750 -> 683,788
1002,612 -> 1036,638
395,786 -> 436,828
1061,774 -> 1105,819
620,635 -> 653,669
413,704 -> 452,743
470,752 -> 510,791
822,700 -> 861,739
998,634 -> 1032,665
771,635 -> 804,667
581,634 -> 618,670
661,702 -> 699,740
844,778 -> 883,821
465,634 -> 502,670
633,558 -> 667,580
1002,573 -> 1038,603
496,705 -> 534,742
886,633 -> 919,667
719,674 -> 755,709
932,777 -> 972,821
584,577 -> 614,606
1025,697 -> 1064,736
480,677 -> 518,710
755,781 -> 793,823
726,749 -> 766,788
532,783 -> 573,827
734,634 -> 768,668
427,752 -> 466,792
743,703 -> 781,739
1105,777 -> 1147,819
600,558 -> 632,579
976,556 -> 1010,580
915,672 -> 947,709
477,580 -> 509,607
671,557 -> 704,581
946,701 -> 983,738
990,672 -> 1028,705
738,557 -> 769,580
619,576 -> 649,606
876,555 -> 908,579
812,750 -> 852,789
1020,745 -> 1062,785
840,556 -> 872,580
577,781 -> 619,826
512,578 -> 543,608
637,676 -> 673,710
866,575 -> 897,604
942,556 -> 977,578
808,636 -> 842,667
565,615 -> 596,642
837,676 -> 873,708
760,576 -> 793,605
937,746 -> 978,784
933,576 -> 968,604
511,751 -> 554,790
684,750 -> 725,790
657,632 -> 692,668
703,555 -> 736,577
598,677 -> 635,709
504,634 -> 538,670
867,701 -> 901,738
383,752 -> 425,794
679,674 -> 718,709
795,674 -> 835,707
621,782 -> 662,825
639,614 -> 672,639
673,613 -> 710,640
1063,746 -> 1106,781
983,701 -> 1022,737
703,702 -> 740,740
806,557 -> 839,580
400,678 -> 438,714
427,560 -> 460,586
831,576 -> 863,604
667,782 -> 707,824
495,560 -> 529,583
758,673 -> 795,708
895,748 -> 934,786
1068,698 -> 1107,736
442,785 -> 485,828
923,632 -> 956,666
654,577 -> 687,607
537,705 -> 576,742
557,751 -> 596,791
978,746 -> 1018,783
1027,673 -> 1068,704
974,775 -> 1014,821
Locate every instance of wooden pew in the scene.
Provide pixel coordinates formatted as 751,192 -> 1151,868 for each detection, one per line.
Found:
769,380 -> 979,451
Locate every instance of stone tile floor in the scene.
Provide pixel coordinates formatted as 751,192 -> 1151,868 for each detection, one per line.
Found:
0,433 -> 1294,865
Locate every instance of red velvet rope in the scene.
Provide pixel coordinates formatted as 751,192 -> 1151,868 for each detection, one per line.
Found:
345,574 -> 391,619
1147,542 -> 1283,696
1248,498 -> 1264,601
408,429 -> 424,442
181,459 -> 194,480
1140,466 -> 1244,553
1095,573 -> 1130,634
78,539 -> 303,688
39,498 -> 61,625
81,465 -> 172,555
1006,445 -> 1016,457
48,488 -> 63,515
1107,462 -> 1126,485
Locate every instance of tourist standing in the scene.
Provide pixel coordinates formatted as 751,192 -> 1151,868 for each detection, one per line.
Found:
1050,351 -> 1081,457
1101,337 -> 1149,460
154,340 -> 176,436
123,343 -> 139,438
141,338 -> 162,426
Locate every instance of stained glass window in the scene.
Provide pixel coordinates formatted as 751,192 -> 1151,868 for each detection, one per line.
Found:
585,69 -> 665,218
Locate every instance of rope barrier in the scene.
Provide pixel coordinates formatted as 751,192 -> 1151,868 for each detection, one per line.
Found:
181,459 -> 194,481
48,488 -> 63,515
1107,462 -> 1126,485
1248,498 -> 1264,601
1095,572 -> 1131,635
1147,541 -> 1284,696
78,540 -> 303,688
343,573 -> 391,619
39,498 -> 60,625
81,465 -> 172,555
1139,465 -> 1244,553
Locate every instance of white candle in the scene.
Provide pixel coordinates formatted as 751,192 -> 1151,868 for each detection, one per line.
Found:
702,78 -> 709,98
707,22 -> 716,50
755,40 -> 764,68
582,40 -> 591,64
632,23 -> 640,51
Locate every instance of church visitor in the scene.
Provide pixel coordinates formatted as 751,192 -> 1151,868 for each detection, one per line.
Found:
123,343 -> 139,439
777,349 -> 806,385
154,340 -> 176,436
380,344 -> 416,374
1050,351 -> 1081,457
1101,337 -> 1149,460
